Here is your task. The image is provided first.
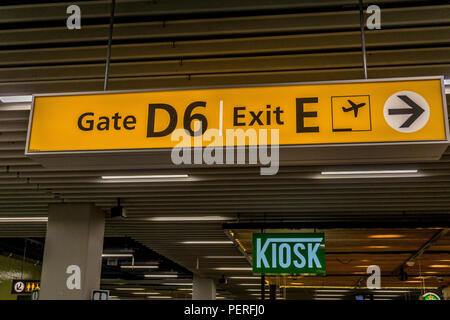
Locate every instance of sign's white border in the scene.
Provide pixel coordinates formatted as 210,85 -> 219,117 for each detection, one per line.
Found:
25,76 -> 449,155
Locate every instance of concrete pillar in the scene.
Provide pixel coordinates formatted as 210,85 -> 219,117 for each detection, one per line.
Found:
40,203 -> 105,300
443,287 -> 450,300
192,275 -> 216,300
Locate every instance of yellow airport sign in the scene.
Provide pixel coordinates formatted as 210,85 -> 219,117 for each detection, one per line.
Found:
26,77 -> 448,153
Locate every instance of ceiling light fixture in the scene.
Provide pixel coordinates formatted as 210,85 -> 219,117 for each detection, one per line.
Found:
161,282 -> 192,286
120,265 -> 158,269
102,253 -> 133,258
204,256 -> 246,259
102,174 -> 189,180
368,234 -> 405,239
0,95 -> 33,103
132,292 -> 160,295
214,267 -> 253,271
315,289 -> 351,293
428,265 -> 450,268
144,274 -> 178,278
321,170 -> 418,175
369,290 -> 412,293
0,217 -> 48,223
114,288 -> 144,291
148,216 -> 229,222
181,241 -> 233,245
366,246 -> 390,249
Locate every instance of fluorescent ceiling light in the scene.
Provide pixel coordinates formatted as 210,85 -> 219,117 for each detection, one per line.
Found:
102,174 -> 188,179
161,283 -> 192,286
214,267 -> 253,271
114,288 -> 144,291
321,170 -> 418,175
102,254 -> 133,258
0,217 -> 48,223
120,265 -> 158,269
369,290 -> 411,293
147,296 -> 172,299
246,289 -> 270,292
0,95 -> 32,103
149,216 -> 229,222
144,274 -> 178,278
368,234 -> 404,239
315,289 -> 351,293
181,241 -> 233,245
429,265 -> 450,268
132,292 -> 160,295
444,79 -> 450,85
204,256 -> 246,259
177,288 -> 192,291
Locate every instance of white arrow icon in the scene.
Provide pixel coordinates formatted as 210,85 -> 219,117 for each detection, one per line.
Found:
383,91 -> 430,133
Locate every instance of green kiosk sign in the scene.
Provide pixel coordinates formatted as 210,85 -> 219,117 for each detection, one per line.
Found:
252,233 -> 326,275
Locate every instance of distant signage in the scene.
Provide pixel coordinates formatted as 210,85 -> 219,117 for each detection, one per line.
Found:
26,77 -> 447,154
92,289 -> 109,300
252,233 -> 326,275
31,289 -> 40,300
11,280 -> 40,294
422,292 -> 441,300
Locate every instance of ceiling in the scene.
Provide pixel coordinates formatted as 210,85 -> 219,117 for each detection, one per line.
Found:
0,0 -> 449,299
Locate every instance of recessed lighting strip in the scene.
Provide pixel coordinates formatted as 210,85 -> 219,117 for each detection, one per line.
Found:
0,217 -> 48,223
120,265 -> 158,269
102,174 -> 188,179
180,241 -> 233,245
149,216 -> 229,222
0,95 -> 32,103
321,170 -> 418,175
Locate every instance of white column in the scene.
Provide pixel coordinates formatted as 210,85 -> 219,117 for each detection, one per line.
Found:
192,274 -> 216,300
443,287 -> 450,300
40,203 -> 105,300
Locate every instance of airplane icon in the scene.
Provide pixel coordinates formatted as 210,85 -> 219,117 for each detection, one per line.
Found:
342,99 -> 366,118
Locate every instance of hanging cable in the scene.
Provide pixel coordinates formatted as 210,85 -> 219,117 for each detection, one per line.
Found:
358,0 -> 368,79
104,0 -> 116,91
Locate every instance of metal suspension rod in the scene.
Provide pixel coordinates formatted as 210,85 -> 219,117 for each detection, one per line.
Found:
261,228 -> 265,300
358,0 -> 368,79
104,0 -> 116,91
